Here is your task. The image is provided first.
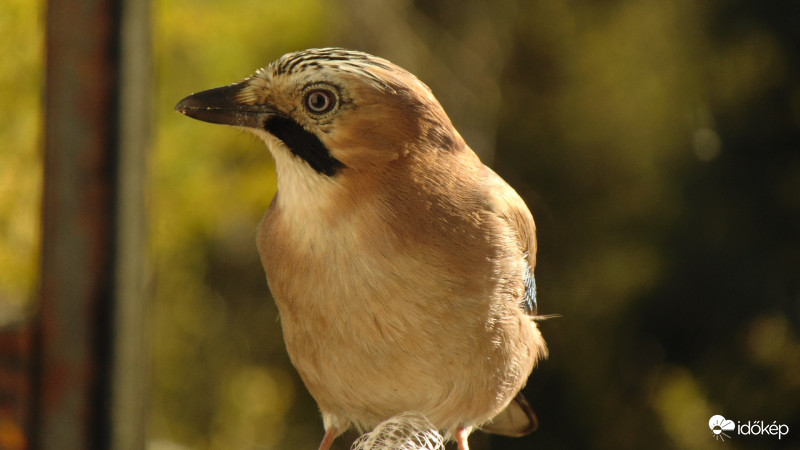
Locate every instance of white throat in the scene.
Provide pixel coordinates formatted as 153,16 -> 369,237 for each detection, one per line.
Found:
249,128 -> 343,228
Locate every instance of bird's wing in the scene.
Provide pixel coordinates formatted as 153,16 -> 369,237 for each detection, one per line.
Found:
484,166 -> 538,315
482,168 -> 546,437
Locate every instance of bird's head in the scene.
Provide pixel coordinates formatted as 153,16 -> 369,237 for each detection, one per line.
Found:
175,48 -> 465,186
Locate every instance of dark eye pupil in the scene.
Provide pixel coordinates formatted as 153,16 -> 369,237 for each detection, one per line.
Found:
307,90 -> 333,113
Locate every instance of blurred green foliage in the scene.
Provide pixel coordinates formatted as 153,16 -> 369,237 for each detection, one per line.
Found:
151,0 -> 332,448
2,0 -> 799,449
0,0 -> 42,321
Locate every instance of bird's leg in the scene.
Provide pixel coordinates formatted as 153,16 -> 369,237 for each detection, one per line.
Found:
318,427 -> 337,450
456,427 -> 471,450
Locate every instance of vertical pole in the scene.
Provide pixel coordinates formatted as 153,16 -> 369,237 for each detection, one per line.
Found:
112,0 -> 151,447
35,0 -> 149,447
0,320 -> 33,450
37,0 -> 119,446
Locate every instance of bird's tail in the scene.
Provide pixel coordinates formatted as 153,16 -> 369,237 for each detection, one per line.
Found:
479,392 -> 539,437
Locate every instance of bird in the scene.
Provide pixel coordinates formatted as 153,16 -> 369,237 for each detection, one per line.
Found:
175,47 -> 548,450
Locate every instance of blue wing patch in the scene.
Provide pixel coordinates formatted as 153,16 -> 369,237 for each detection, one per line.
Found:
522,263 -> 537,316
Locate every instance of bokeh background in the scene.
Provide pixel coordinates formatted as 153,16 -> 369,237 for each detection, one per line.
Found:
2,0 -> 799,449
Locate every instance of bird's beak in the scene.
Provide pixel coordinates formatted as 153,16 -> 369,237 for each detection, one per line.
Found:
175,81 -> 278,129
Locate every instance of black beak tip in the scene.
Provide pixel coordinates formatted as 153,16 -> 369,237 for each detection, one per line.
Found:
174,94 -> 202,115
174,99 -> 186,114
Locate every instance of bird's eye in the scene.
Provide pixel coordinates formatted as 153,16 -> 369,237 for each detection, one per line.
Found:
305,89 -> 336,114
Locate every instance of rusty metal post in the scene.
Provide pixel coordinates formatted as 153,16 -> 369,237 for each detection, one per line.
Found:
35,0 -> 150,447
0,320 -> 34,450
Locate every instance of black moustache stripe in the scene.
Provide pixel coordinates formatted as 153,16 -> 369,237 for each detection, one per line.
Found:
264,116 -> 346,177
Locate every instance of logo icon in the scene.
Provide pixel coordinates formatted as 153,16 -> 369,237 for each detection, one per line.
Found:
709,415 -> 735,441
